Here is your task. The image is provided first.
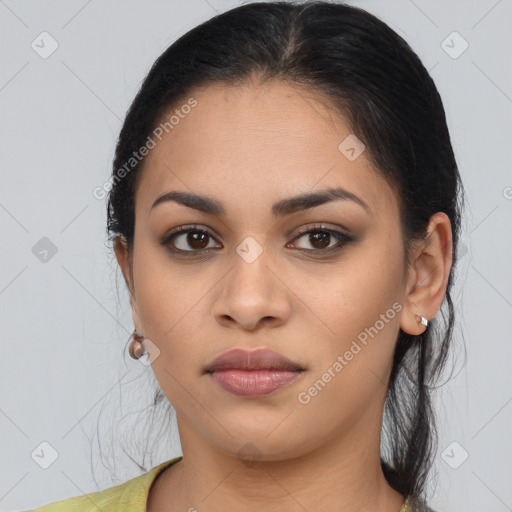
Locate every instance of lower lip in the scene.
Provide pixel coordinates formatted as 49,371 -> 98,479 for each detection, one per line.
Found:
208,369 -> 303,397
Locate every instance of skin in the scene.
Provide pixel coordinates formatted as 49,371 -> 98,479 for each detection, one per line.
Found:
114,78 -> 453,512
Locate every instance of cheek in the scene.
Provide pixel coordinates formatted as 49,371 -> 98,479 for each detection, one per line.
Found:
294,274 -> 401,433
295,248 -> 402,339
295,244 -> 403,385
131,256 -> 196,371
133,263 -> 208,406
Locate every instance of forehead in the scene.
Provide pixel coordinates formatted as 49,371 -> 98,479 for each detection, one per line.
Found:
136,80 -> 399,222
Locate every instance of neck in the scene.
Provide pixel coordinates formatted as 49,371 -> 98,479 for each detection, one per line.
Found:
148,412 -> 405,512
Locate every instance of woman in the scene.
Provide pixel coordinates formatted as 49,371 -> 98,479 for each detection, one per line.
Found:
31,1 -> 464,510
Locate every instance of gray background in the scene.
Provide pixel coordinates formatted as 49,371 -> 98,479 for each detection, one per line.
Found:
0,0 -> 511,511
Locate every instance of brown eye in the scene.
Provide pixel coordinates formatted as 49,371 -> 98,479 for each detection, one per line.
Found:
287,225 -> 353,254
162,226 -> 221,253
183,231 -> 210,250
305,231 -> 331,250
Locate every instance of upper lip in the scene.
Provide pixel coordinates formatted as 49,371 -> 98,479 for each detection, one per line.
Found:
204,348 -> 304,372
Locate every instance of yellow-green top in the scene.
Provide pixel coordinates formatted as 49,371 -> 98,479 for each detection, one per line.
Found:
28,456 -> 183,511
28,455 -> 431,511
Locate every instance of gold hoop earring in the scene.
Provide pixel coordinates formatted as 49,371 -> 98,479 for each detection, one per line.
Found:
129,329 -> 145,359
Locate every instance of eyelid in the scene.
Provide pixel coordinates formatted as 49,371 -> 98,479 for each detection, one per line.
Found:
293,222 -> 347,236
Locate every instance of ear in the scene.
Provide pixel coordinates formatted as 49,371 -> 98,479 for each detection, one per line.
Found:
399,212 -> 453,335
113,236 -> 142,331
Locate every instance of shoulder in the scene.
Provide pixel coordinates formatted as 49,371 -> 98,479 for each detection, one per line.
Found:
26,484 -> 124,512
27,456 -> 183,512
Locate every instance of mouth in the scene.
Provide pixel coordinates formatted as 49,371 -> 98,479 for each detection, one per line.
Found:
204,347 -> 304,373
204,348 -> 304,398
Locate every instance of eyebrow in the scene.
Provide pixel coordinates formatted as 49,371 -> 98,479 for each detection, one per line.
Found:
150,186 -> 370,217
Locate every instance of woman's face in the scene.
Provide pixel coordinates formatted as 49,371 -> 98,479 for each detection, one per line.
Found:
118,80 -> 420,461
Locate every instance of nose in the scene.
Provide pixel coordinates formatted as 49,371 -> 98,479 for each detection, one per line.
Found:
212,248 -> 292,332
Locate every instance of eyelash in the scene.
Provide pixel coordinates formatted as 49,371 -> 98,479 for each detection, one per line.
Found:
160,223 -> 354,257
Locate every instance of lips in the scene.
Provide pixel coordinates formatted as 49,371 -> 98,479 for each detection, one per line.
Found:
204,348 -> 304,373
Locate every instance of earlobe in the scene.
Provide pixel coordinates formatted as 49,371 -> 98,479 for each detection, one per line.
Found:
399,212 -> 453,335
400,310 -> 431,336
